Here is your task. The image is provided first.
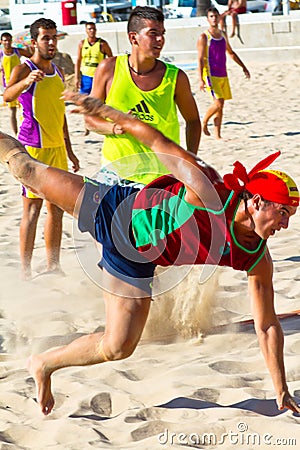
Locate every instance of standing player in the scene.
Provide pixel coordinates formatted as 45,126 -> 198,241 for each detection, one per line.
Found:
3,19 -> 79,279
75,22 -> 113,135
197,7 -> 250,139
75,22 -> 113,94
85,6 -> 201,185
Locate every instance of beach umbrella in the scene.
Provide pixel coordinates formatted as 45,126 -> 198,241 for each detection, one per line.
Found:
12,29 -> 68,48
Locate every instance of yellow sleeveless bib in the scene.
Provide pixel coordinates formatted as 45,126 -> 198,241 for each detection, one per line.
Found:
102,55 -> 180,184
80,38 -> 104,77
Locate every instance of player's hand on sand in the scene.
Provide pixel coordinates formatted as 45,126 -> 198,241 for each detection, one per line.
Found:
277,391 -> 300,413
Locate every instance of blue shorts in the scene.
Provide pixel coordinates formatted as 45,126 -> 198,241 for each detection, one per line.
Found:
80,75 -> 93,94
78,177 -> 156,295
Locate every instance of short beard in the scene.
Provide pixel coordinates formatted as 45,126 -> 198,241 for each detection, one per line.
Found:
43,54 -> 56,60
38,49 -> 56,60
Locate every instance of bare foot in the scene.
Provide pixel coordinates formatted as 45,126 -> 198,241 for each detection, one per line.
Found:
27,355 -> 55,415
230,32 -> 235,38
31,263 -> 66,279
203,123 -> 210,136
21,268 -> 32,281
32,268 -> 66,280
215,135 -> 231,141
84,129 -> 90,136
45,265 -> 66,277
21,261 -> 32,281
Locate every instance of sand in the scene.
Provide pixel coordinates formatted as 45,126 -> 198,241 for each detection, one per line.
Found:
0,59 -> 300,449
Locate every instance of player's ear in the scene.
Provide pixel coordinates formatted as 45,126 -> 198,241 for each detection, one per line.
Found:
128,31 -> 139,46
251,194 -> 262,211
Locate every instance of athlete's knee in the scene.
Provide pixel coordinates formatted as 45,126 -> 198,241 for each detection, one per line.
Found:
214,100 -> 224,113
11,156 -> 36,185
100,336 -> 138,361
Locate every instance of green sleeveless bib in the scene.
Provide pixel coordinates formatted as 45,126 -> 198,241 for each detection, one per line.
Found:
102,55 -> 180,184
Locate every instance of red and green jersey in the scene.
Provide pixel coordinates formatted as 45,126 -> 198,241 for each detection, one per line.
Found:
132,175 -> 267,273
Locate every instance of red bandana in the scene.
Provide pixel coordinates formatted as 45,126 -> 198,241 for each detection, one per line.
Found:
223,151 -> 299,207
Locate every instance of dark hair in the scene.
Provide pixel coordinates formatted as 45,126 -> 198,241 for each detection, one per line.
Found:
30,18 -> 57,41
239,190 -> 253,201
206,7 -> 220,16
1,32 -> 12,40
127,6 -> 164,34
85,22 -> 96,28
240,190 -> 276,208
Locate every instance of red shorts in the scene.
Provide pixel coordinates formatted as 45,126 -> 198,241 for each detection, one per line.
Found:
230,6 -> 246,14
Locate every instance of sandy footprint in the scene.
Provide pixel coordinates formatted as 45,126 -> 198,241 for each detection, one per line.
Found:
209,360 -> 254,375
90,392 -> 112,416
69,392 -> 116,421
125,407 -> 163,424
191,387 -> 220,403
131,420 -> 170,442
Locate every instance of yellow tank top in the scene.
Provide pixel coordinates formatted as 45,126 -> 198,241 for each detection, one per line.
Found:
0,48 -> 21,86
80,38 -> 104,77
102,54 -> 180,184
18,60 -> 65,148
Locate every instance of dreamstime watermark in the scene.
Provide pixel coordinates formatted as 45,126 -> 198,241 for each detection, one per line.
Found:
157,422 -> 297,446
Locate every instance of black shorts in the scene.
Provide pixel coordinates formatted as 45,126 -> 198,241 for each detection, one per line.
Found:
78,177 -> 156,295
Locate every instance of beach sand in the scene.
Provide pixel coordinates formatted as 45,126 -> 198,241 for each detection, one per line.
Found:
0,60 -> 300,449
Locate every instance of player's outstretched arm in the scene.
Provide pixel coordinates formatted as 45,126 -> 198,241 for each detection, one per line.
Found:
248,251 -> 300,414
63,91 -> 223,207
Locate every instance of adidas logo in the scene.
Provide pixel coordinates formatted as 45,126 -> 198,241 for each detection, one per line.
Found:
131,100 -> 154,122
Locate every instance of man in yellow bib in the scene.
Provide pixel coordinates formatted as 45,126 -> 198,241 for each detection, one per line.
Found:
75,22 -> 113,95
75,22 -> 113,135
85,6 -> 201,185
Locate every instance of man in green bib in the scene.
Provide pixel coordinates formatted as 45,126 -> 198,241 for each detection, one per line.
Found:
85,6 -> 201,185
